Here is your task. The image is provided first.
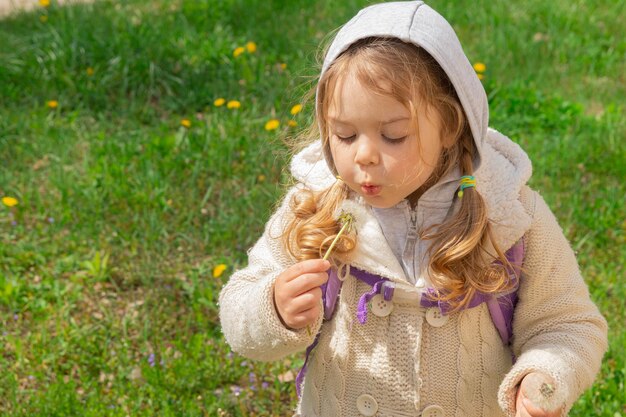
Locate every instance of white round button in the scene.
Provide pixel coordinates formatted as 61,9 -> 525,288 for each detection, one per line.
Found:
371,294 -> 393,317
356,393 -> 378,416
425,307 -> 449,327
422,404 -> 445,417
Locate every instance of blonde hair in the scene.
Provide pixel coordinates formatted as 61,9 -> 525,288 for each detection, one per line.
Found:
282,37 -> 513,310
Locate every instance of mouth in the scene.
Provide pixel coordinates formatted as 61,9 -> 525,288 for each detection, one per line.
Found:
361,184 -> 382,196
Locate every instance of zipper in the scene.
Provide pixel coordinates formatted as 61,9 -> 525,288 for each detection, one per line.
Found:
402,204 -> 419,284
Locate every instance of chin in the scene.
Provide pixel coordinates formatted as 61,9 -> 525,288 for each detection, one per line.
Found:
362,196 -> 397,209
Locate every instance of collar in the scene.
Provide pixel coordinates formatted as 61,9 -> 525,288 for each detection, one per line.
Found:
290,128 -> 533,280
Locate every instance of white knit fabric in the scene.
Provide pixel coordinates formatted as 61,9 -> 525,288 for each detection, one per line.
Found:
219,131 -> 608,416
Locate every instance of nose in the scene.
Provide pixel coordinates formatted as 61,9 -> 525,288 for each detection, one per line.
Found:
354,136 -> 380,166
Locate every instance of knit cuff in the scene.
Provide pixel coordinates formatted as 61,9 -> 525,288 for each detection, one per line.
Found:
498,348 -> 576,417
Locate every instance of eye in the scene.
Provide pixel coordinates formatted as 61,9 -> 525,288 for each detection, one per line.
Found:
382,135 -> 408,144
335,134 -> 356,142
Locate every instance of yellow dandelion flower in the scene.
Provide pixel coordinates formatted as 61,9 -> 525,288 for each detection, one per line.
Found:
257,174 -> 266,182
233,46 -> 245,58
246,42 -> 257,53
477,73 -> 485,80
2,197 -> 19,207
227,100 -> 241,109
47,100 -> 58,109
288,120 -> 298,127
214,98 -> 226,107
213,264 -> 227,278
265,119 -> 280,131
181,119 -> 191,128
280,63 -> 287,70
39,15 -> 48,23
290,104 -> 302,115
39,0 -> 50,7
473,62 -> 486,73
86,67 -> 94,76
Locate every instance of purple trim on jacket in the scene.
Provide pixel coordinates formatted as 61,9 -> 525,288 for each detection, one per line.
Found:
296,239 -> 524,397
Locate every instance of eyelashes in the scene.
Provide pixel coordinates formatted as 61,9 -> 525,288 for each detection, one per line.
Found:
335,134 -> 408,144
335,134 -> 356,142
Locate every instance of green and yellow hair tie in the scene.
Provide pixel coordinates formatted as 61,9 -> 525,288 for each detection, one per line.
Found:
457,175 -> 476,198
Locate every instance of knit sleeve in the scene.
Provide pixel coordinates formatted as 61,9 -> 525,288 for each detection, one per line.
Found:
497,189 -> 608,416
218,186 -> 322,361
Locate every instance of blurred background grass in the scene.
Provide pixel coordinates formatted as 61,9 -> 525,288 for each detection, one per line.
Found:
0,0 -> 624,415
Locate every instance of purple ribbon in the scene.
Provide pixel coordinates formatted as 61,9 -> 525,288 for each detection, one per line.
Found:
350,268 -> 395,324
295,238 -> 524,397
296,334 -> 319,397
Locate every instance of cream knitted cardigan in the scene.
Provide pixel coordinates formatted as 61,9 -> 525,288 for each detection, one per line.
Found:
219,130 -> 608,416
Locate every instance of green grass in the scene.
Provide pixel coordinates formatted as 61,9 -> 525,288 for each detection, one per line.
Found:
0,0 -> 624,415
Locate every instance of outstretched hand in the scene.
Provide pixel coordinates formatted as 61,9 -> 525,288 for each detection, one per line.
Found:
273,259 -> 330,330
515,372 -> 562,417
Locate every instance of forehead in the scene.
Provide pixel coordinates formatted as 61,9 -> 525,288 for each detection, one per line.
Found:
327,73 -> 410,124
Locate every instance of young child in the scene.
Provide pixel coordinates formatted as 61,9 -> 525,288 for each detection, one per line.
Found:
219,2 -> 608,416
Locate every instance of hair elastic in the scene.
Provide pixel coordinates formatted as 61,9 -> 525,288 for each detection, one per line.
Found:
457,175 -> 476,198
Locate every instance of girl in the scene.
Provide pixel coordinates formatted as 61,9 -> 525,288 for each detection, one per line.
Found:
219,2 -> 608,416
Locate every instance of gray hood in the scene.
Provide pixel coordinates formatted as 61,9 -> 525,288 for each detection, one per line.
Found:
319,0 -> 488,169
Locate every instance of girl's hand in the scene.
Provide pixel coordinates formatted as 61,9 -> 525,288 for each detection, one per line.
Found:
273,259 -> 331,330
515,372 -> 562,417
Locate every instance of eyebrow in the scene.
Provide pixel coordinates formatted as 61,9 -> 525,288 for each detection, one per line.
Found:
329,116 -> 410,125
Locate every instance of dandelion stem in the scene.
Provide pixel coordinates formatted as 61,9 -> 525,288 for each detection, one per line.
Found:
305,213 -> 354,337
323,221 -> 350,261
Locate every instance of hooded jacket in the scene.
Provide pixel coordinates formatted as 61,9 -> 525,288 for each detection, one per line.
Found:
219,2 -> 607,416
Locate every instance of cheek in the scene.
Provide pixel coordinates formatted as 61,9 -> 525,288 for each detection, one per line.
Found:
328,142 -> 347,176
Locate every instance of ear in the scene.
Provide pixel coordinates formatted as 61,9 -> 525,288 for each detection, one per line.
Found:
441,131 -> 456,149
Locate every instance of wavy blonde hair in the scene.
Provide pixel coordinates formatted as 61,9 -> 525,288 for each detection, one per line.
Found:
282,37 -> 513,310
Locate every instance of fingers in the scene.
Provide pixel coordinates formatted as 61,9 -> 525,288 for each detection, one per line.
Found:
274,259 -> 331,330
517,373 -> 562,417
516,398 -> 553,417
282,259 -> 331,282
523,399 -> 555,417
284,303 -> 322,329
287,271 -> 329,295
285,286 -> 323,314
516,386 -> 559,417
